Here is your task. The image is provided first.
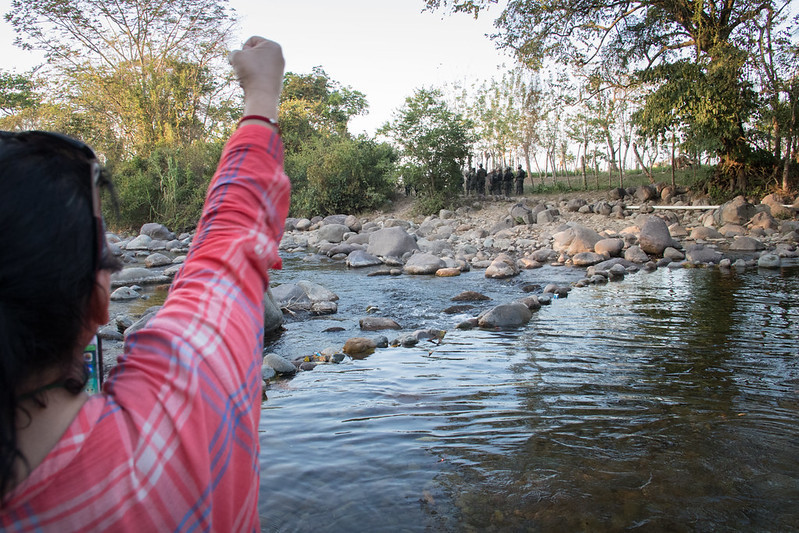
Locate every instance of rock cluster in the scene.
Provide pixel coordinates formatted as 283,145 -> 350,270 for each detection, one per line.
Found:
100,186 -> 798,387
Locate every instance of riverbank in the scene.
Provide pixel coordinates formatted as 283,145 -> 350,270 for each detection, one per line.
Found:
100,184 -> 798,369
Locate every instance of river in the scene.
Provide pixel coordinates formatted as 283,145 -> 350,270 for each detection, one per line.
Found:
257,257 -> 798,532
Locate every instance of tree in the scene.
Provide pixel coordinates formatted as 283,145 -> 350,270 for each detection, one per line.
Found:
278,67 -> 394,217
0,70 -> 37,116
5,0 -> 237,154
279,67 -> 368,153
381,88 -> 474,213
426,0 -> 797,191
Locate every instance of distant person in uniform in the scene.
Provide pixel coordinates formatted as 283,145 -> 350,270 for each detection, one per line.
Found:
476,164 -> 487,196
515,165 -> 526,195
503,167 -> 513,196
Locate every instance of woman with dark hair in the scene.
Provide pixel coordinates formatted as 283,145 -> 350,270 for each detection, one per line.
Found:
0,36 -> 290,531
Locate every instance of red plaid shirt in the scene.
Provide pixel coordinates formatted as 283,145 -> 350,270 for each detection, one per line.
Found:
1,125 -> 290,532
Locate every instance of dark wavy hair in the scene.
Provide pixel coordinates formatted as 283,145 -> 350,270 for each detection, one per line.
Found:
0,132 -> 121,501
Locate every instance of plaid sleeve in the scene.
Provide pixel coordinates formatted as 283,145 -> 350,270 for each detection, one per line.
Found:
0,125 -> 290,532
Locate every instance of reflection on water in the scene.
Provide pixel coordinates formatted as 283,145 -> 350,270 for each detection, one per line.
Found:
256,259 -> 798,531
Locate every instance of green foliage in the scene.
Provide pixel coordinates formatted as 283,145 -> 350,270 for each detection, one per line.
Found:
5,0 -> 237,155
108,141 -> 224,232
280,67 -> 368,153
0,70 -> 37,114
381,88 -> 474,214
279,67 -> 395,217
287,136 -> 397,217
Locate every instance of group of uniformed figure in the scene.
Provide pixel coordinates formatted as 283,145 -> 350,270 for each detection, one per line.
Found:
463,164 -> 526,196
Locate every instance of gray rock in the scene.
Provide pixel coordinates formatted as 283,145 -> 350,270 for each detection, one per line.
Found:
685,245 -> 723,264
749,211 -> 779,231
485,253 -> 519,279
663,247 -> 685,261
478,302 -> 533,329
317,223 -> 350,243
624,245 -> 650,263
510,204 -> 534,225
757,253 -> 781,269
144,252 -> 172,268
403,253 -> 446,275
110,287 -> 140,300
729,236 -> 765,252
126,234 -> 153,251
98,324 -> 124,341
140,223 -> 175,241
346,250 -> 383,268
518,295 -> 541,311
367,226 -> 420,258
264,288 -> 283,334
635,185 -> 658,203
572,252 -> 605,266
297,280 -> 339,303
638,216 -> 674,255
715,196 -> 757,226
359,317 -> 402,330
690,227 -> 724,240
263,353 -> 297,374
124,309 -> 159,337
310,301 -> 338,315
566,198 -> 587,212
568,225 -> 603,254
111,267 -> 170,287
536,209 -> 556,224
261,365 -> 276,381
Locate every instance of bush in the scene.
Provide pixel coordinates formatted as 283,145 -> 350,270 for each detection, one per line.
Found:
107,141 -> 223,232
286,136 -> 396,217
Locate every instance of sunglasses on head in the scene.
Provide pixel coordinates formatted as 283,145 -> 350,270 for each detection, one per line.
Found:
0,130 -> 106,273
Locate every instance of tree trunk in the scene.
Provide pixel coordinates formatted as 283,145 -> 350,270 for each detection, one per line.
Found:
532,152 -> 542,185
670,134 -> 677,188
784,88 -> 796,191
633,143 -> 655,184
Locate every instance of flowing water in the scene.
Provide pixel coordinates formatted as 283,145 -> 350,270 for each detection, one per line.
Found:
257,257 -> 799,532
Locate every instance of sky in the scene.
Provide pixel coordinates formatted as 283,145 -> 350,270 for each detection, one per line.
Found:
0,0 -> 514,135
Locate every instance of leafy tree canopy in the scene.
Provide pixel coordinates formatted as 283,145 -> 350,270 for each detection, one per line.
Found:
381,88 -> 474,213
5,0 -> 237,155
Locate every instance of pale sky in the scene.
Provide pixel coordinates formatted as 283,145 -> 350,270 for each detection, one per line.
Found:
0,0 -> 513,135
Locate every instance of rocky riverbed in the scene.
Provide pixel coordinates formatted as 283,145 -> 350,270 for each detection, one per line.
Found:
100,185 -> 799,382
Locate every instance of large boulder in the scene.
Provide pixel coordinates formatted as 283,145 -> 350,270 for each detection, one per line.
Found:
316,223 -> 350,243
478,302 -> 533,329
367,226 -> 420,258
140,223 -> 175,241
638,216 -> 674,256
635,185 -> 658,203
714,196 -> 757,226
568,225 -> 603,255
485,253 -> 519,279
403,253 -> 445,275
749,211 -> 779,231
510,204 -> 534,225
761,193 -> 793,219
